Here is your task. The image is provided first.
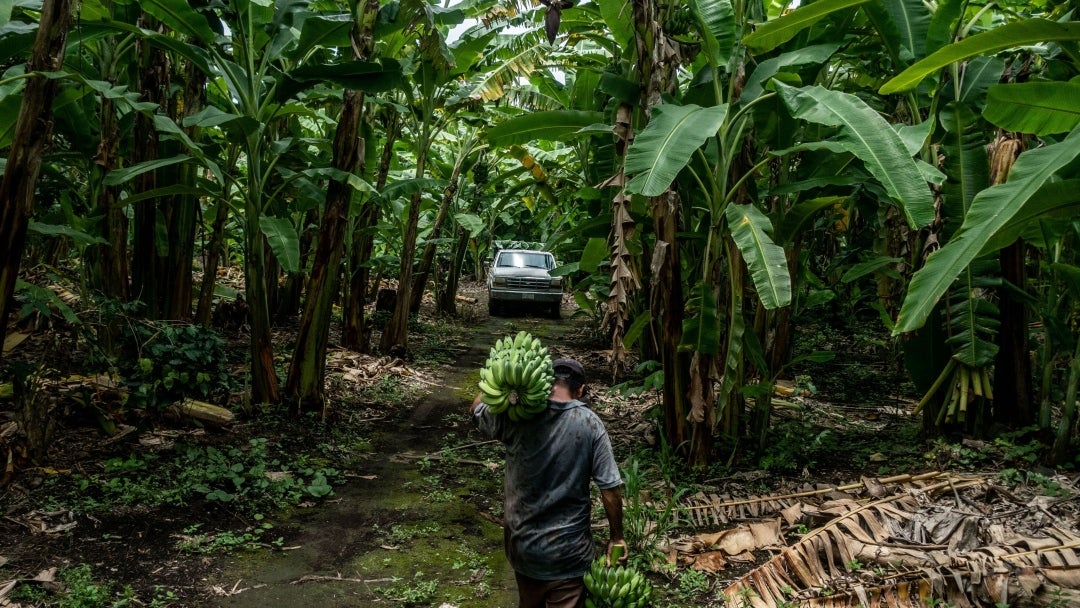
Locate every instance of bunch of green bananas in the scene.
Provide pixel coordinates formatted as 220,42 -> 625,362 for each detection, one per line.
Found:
477,331 -> 554,422
583,557 -> 652,608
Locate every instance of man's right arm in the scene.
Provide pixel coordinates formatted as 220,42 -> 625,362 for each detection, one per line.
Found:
600,486 -> 627,566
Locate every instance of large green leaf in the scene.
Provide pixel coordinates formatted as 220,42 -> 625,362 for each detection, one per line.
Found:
926,0 -> 963,55
725,204 -> 791,309
579,237 -> 609,273
624,104 -> 728,197
103,154 -> 192,186
776,83 -> 935,229
957,56 -> 1005,105
140,0 -> 215,44
692,0 -> 736,68
742,0 -> 871,53
981,180 -> 1080,253
880,19 -> 1080,94
486,111 -> 605,147
379,177 -> 447,202
291,14 -> 352,58
743,43 -> 840,102
27,221 -> 107,247
939,101 -> 989,224
895,127 -> 1080,334
882,0 -> 931,60
259,216 -> 301,274
288,60 -> 404,93
454,213 -> 484,238
596,0 -> 635,49
984,81 -> 1080,136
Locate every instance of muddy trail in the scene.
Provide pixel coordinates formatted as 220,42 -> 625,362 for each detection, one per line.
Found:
206,310 -> 581,607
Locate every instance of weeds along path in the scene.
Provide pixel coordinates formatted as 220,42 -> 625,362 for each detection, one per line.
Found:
205,310 -> 576,607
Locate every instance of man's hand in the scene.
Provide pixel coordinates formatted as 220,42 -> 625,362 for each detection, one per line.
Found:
605,538 -> 628,567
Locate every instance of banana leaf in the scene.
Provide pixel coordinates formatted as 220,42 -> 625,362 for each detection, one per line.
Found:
486,111 -> 606,147
624,104 -> 728,197
725,204 -> 791,309
742,43 -> 840,102
291,14 -> 352,57
579,237 -> 609,274
595,0 -> 635,49
691,0 -> 736,69
775,82 -> 935,229
984,81 -> 1080,136
880,19 -> 1080,94
885,0 -> 930,59
980,179 -> 1080,253
939,101 -> 989,229
140,0 -> 216,44
259,216 -> 301,274
742,0 -> 871,53
926,0 -> 963,55
895,127 -> 1080,334
102,154 -> 191,186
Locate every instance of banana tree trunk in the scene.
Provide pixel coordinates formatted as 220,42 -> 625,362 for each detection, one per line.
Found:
285,88 -> 366,413
409,172 -> 461,313
436,223 -> 471,316
94,97 -> 129,303
381,185 -> 424,355
995,239 -> 1034,427
0,0 -> 75,355
652,190 -> 696,462
195,197 -> 230,326
130,14 -> 169,318
1051,337 -> 1080,465
162,56 -> 206,320
989,135 -> 1032,429
630,0 -> 704,464
343,111 -> 399,352
605,103 -> 640,379
243,129 -> 281,405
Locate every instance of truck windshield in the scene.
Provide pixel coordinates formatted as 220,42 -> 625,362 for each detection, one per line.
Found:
498,252 -> 552,269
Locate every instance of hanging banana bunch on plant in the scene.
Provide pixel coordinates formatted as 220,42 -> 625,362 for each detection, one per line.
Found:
912,357 -> 995,424
583,553 -> 653,608
477,331 -> 554,422
912,273 -> 999,425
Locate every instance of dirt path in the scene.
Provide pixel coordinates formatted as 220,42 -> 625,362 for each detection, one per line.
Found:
206,310 -> 577,607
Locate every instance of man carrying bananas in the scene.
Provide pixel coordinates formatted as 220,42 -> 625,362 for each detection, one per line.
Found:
471,357 -> 626,608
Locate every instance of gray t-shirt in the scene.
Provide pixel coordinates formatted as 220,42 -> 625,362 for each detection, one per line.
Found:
473,399 -> 622,580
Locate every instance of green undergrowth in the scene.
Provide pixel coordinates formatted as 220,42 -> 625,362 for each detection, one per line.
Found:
39,436 -> 343,528
7,563 -> 178,608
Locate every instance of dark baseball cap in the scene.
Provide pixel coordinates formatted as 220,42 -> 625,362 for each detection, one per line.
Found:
552,358 -> 585,383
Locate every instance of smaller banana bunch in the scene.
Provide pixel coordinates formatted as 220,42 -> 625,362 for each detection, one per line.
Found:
583,553 -> 652,608
477,331 -> 554,422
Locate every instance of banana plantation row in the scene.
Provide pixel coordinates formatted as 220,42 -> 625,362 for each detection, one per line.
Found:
0,0 -> 1078,466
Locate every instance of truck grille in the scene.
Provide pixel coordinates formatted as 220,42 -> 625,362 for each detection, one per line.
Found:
506,277 -> 550,289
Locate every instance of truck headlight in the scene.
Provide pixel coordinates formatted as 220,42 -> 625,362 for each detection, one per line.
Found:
492,277 -> 507,286
549,277 -> 562,288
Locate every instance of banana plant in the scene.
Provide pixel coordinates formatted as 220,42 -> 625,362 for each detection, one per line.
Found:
82,0 -> 402,404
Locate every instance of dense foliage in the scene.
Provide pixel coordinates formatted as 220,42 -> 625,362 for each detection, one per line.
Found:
0,0 -> 1078,468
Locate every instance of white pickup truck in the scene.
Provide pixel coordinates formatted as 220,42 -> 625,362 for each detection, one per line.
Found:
486,249 -> 563,318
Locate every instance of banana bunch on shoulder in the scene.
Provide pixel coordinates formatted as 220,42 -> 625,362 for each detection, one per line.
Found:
583,556 -> 652,608
477,331 -> 554,422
